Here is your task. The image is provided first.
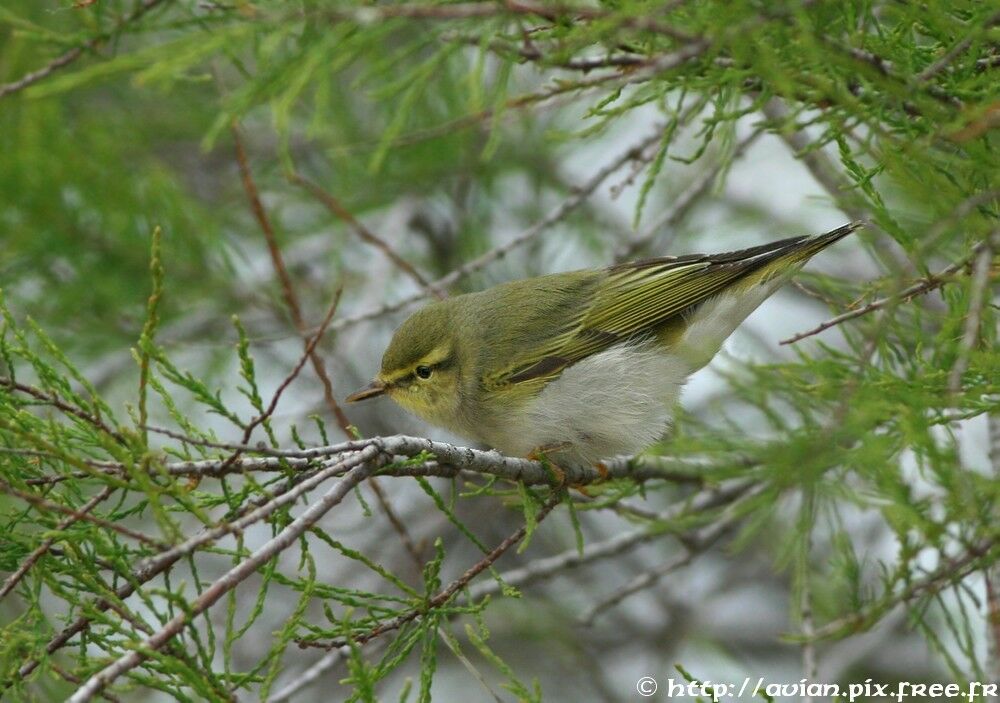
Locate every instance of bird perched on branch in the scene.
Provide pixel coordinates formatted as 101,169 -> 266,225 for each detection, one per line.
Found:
348,222 -> 862,466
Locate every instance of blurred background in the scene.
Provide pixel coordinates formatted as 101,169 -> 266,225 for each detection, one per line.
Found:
1,1 -> 998,701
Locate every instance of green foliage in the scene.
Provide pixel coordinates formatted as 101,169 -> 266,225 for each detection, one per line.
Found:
1,0 -> 999,700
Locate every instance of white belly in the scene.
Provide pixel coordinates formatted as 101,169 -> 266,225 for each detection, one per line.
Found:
485,341 -> 688,465
479,278 -> 787,464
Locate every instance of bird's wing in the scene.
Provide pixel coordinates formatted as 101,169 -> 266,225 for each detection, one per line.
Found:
486,223 -> 860,390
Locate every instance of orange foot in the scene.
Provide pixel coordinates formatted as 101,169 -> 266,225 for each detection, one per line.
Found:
526,443 -> 599,496
526,442 -> 572,486
595,461 -> 610,481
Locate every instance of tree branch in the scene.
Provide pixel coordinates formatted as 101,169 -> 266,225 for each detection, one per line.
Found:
288,172 -> 444,298
232,123 -> 353,435
0,485 -> 115,601
68,459 -> 380,703
329,123 -> 670,332
298,494 -> 561,651
781,235 -> 996,345
0,0 -> 173,101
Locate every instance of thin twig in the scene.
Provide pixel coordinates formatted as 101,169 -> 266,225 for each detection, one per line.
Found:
800,540 -> 818,702
463,33 -> 647,71
0,0 -> 173,101
0,485 -> 115,601
580,552 -> 694,626
781,237 -> 994,345
51,664 -> 123,703
329,124 -> 668,332
760,98 -> 924,281
265,648 -> 350,703
299,494 -> 561,650
232,123 -> 353,435
836,44 -> 961,107
0,378 -> 127,444
288,172 -> 443,298
761,99 -> 871,225
246,291 -> 344,442
68,459 -> 380,703
0,480 -> 165,548
316,0 -> 693,42
470,480 -> 755,601
916,8 -> 1000,82
367,478 -> 425,568
808,537 -> 999,641
577,505 -> 740,625
947,238 -> 995,394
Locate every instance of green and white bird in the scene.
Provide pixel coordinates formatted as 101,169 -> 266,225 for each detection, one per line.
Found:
347,222 -> 861,465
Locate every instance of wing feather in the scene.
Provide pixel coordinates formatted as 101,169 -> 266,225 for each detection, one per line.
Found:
485,222 -> 860,390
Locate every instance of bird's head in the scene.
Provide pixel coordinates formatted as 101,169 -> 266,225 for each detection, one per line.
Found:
346,301 -> 465,426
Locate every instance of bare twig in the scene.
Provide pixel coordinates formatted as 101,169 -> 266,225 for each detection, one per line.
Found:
367,478 -> 426,568
577,503 -> 741,625
51,664 -> 123,703
265,648 -> 350,703
800,535 -> 818,702
470,480 -> 755,601
580,552 -> 694,625
246,291 -> 344,442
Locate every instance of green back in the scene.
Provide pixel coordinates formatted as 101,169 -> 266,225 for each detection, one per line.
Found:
466,223 -> 860,393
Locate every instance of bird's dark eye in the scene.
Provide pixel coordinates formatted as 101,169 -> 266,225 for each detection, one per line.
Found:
415,365 -> 432,380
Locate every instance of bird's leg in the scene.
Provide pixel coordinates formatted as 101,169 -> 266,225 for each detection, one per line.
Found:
527,443 -> 606,496
527,442 -> 573,485
594,461 -> 610,482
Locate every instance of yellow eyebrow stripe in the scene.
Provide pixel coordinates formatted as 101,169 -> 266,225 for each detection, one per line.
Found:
384,344 -> 453,385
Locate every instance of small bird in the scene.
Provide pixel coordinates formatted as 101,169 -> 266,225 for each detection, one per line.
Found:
347,222 -> 861,465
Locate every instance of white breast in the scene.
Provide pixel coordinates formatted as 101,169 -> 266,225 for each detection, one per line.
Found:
485,340 -> 689,465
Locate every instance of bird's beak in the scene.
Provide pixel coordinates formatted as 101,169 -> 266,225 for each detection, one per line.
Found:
345,379 -> 387,403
